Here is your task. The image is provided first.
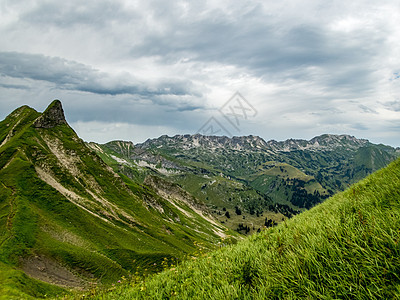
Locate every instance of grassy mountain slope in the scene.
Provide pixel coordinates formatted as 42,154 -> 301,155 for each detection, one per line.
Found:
91,134 -> 398,235
94,156 -> 400,299
90,141 -> 294,236
0,101 -> 232,299
135,134 -> 398,195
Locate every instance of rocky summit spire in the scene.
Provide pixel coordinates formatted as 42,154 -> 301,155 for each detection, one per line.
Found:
34,100 -> 68,128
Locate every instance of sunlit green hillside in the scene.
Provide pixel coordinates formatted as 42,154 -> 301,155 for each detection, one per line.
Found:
0,101 -> 232,299
95,134 -> 398,235
91,156 -> 400,299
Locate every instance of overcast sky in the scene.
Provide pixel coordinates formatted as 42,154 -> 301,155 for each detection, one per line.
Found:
1,0 -> 399,146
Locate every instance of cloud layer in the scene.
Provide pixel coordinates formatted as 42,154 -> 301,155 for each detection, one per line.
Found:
0,0 -> 399,146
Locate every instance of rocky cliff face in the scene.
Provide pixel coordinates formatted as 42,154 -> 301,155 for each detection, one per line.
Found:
138,134 -> 268,151
34,99 -> 67,128
266,134 -> 370,152
137,133 -> 372,153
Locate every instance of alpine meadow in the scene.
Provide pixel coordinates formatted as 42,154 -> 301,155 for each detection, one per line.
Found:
83,152 -> 400,299
0,101 -> 234,299
0,100 -> 399,299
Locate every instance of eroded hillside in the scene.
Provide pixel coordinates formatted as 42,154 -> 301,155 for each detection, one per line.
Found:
0,101 -> 234,299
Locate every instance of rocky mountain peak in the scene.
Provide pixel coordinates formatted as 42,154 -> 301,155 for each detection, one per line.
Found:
138,134 -> 267,151
34,99 -> 67,129
137,133 -> 379,155
309,134 -> 369,148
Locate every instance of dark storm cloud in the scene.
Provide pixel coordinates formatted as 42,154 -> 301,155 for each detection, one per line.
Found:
128,3 -> 384,99
66,97 -> 198,126
0,52 -> 201,108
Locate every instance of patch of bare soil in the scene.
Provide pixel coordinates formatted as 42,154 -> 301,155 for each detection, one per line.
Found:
21,255 -> 93,289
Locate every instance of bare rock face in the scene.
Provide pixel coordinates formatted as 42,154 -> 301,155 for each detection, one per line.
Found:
34,100 -> 68,128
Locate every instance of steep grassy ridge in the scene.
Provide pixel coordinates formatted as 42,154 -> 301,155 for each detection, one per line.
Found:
0,101 -> 232,299
92,157 -> 400,299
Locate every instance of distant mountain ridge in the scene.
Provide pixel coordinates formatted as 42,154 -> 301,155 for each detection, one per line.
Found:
137,134 -> 268,151
137,133 -> 375,152
266,134 -> 370,151
133,133 -> 398,184
91,132 -> 398,237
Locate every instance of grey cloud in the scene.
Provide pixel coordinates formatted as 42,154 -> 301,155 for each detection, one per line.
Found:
21,1 -> 134,28
127,5 -> 385,101
0,52 -> 202,109
9,0 -> 388,101
359,105 -> 377,114
0,52 -> 97,86
309,107 -> 344,116
351,123 -> 369,131
64,95 -> 203,129
0,82 -> 29,90
1,0 -> 399,147
382,100 -> 400,112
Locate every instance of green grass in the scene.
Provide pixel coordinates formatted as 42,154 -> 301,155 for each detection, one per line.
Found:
82,157 -> 400,299
2,102 -> 398,299
0,102 -> 233,299
91,142 -> 273,234
135,135 -> 398,204
93,136 -> 398,235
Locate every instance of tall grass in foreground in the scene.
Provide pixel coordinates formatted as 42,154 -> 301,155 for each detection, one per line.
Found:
74,158 -> 400,299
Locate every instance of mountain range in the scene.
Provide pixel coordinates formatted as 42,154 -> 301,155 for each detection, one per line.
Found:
91,131 -> 399,235
0,100 -> 398,298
